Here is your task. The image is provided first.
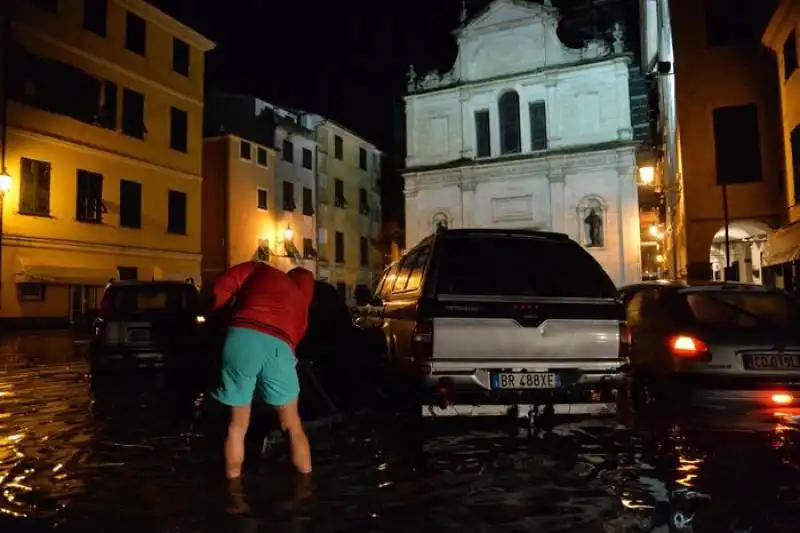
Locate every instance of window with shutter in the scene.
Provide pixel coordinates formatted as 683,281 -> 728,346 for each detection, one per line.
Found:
529,101 -> 547,151
498,91 -> 521,155
474,110 -> 490,158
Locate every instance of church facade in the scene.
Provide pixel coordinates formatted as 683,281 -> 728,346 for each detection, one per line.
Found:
402,0 -> 642,285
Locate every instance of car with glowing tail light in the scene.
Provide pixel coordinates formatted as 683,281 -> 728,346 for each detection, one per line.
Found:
89,279 -> 206,382
354,227 -> 629,427
619,281 -> 800,412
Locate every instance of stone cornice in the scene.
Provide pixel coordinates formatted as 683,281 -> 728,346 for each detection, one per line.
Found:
403,144 -> 637,192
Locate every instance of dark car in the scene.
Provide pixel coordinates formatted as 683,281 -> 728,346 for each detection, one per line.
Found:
619,280 -> 800,413
90,279 -> 205,383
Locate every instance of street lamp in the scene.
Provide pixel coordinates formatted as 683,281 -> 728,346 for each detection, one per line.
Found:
0,170 -> 11,194
283,225 -> 293,242
639,166 -> 655,186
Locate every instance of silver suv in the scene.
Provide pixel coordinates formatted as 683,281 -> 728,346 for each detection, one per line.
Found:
355,228 -> 628,423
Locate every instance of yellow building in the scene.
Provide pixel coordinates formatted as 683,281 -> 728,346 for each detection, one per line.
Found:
314,120 -> 382,304
0,0 -> 214,325
762,0 -> 800,286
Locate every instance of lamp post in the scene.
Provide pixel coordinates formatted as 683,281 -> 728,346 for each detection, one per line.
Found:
0,0 -> 10,311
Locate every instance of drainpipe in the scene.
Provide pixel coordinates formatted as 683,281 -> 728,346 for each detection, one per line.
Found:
658,0 -> 680,277
314,139 -> 320,280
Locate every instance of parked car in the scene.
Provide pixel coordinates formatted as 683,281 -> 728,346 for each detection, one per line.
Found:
354,227 -> 628,425
89,279 -> 205,386
619,280 -> 800,412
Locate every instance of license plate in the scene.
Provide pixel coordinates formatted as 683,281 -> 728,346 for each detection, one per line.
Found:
744,354 -> 800,371
126,328 -> 151,342
491,372 -> 560,390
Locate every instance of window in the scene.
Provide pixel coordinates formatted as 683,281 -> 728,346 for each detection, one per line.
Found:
334,135 -> 343,159
302,187 -> 314,216
239,140 -> 252,160
392,247 -> 430,293
102,283 -> 199,318
302,148 -> 313,169
19,157 -> 51,216
76,169 -> 104,223
499,91 -> 521,155
359,148 -> 367,170
83,0 -> 107,37
335,231 -> 345,263
257,146 -> 268,167
19,283 -> 46,301
784,31 -> 798,81
334,178 -> 346,208
120,179 -> 142,228
712,104 -> 762,184
27,0 -> 57,13
122,88 -> 145,139
125,12 -> 146,55
170,107 -> 188,152
475,110 -> 490,158
303,238 -> 314,259
360,236 -> 369,266
705,0 -> 753,47
529,101 -> 547,151
791,126 -> 800,205
117,266 -> 138,281
283,181 -> 296,211
257,188 -> 268,210
359,188 -> 369,216
282,139 -> 294,162
682,291 -> 800,331
167,190 -> 187,234
172,38 -> 190,76
435,235 -> 618,298
379,262 -> 401,298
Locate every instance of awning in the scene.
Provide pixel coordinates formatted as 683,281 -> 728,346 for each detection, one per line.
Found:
15,265 -> 117,286
763,221 -> 800,267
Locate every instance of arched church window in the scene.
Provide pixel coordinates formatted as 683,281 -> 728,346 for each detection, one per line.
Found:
578,197 -> 606,248
498,90 -> 521,155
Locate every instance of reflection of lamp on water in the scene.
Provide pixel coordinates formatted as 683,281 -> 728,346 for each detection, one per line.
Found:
283,225 -> 294,242
639,166 -> 655,186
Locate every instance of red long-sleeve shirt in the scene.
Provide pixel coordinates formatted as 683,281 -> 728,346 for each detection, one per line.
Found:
212,262 -> 315,350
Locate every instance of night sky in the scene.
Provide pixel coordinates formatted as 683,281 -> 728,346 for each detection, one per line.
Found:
149,0 -> 631,223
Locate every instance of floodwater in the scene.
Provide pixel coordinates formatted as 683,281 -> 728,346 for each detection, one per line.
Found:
2,333 -> 800,532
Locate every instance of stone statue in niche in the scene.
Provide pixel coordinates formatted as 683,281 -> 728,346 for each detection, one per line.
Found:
612,22 -> 625,53
406,64 -> 417,92
431,211 -> 449,232
583,205 -> 604,248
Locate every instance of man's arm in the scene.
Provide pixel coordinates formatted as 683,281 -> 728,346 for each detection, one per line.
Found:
211,261 -> 256,311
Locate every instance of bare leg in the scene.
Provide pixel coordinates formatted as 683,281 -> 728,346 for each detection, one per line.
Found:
225,404 -> 252,479
274,399 -> 311,474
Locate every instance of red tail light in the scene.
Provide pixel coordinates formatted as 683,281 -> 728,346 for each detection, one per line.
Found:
411,319 -> 433,363
666,335 -> 710,358
771,393 -> 794,406
618,322 -> 631,363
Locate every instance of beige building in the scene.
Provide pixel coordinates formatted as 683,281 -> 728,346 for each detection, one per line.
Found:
762,0 -> 800,287
0,0 -> 214,326
311,119 -> 382,303
668,0 -> 784,282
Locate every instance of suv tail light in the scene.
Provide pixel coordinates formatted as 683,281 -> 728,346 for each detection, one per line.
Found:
618,322 -> 631,363
411,319 -> 433,363
666,334 -> 710,360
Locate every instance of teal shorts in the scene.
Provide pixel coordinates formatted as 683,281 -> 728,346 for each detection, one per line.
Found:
211,327 -> 300,407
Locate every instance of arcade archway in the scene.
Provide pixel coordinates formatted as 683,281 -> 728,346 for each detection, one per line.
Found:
709,219 -> 771,283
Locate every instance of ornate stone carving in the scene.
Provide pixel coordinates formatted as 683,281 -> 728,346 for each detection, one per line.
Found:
406,64 -> 417,92
577,196 -> 607,248
612,23 -> 625,54
407,67 -> 459,94
431,210 -> 451,231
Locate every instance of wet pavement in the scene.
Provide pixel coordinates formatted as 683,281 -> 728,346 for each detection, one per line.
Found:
3,333 -> 800,531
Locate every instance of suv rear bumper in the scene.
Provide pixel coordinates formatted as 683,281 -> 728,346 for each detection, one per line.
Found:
670,373 -> 800,410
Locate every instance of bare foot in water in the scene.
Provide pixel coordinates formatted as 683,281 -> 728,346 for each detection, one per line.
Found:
226,477 -> 250,516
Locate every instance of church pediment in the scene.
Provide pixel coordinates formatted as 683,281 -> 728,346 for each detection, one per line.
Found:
455,0 -> 549,37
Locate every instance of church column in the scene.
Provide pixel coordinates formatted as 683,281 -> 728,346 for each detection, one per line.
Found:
545,75 -> 560,148
617,159 -> 641,284
519,94 -> 531,153
460,182 -> 476,228
614,60 -> 633,141
404,187 -> 420,248
460,92 -> 473,159
548,167 -> 566,233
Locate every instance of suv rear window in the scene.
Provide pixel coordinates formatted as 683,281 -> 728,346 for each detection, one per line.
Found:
101,284 -> 199,318
682,290 -> 800,331
435,235 -> 618,298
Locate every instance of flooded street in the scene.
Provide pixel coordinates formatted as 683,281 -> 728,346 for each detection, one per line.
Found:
3,333 -> 800,532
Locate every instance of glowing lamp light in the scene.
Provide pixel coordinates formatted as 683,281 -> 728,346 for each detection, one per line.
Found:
283,225 -> 294,242
656,254 -> 664,263
649,225 -> 659,237
0,171 -> 12,194
639,166 -> 655,185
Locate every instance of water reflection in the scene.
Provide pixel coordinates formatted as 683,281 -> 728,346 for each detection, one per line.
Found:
3,334 -> 800,530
